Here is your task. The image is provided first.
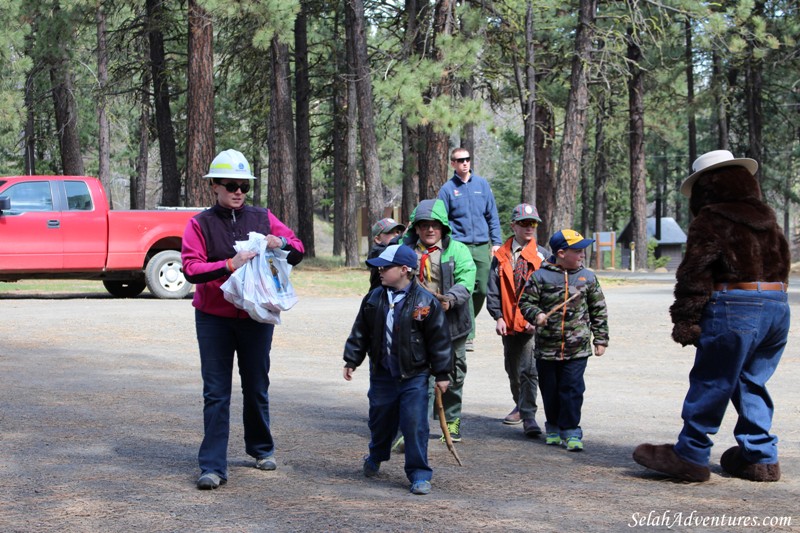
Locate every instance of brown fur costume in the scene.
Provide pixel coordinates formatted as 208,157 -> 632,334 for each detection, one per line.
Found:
670,166 -> 790,346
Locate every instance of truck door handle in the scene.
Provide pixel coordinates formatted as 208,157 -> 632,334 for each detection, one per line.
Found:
47,219 -> 60,228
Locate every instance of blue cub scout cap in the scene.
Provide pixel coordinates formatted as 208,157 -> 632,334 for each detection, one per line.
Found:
549,229 -> 594,252
365,244 -> 418,269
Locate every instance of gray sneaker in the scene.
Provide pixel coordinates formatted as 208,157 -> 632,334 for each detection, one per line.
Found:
363,455 -> 380,477
255,456 -> 277,470
196,472 -> 225,490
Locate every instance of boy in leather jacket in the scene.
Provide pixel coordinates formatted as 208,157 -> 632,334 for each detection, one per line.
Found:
343,244 -> 452,495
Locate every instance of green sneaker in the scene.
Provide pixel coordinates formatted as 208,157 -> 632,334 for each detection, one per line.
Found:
564,436 -> 584,452
545,432 -> 562,446
391,435 -> 405,453
441,417 -> 461,442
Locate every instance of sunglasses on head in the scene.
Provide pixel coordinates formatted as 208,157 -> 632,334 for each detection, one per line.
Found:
217,181 -> 250,193
451,157 -> 470,163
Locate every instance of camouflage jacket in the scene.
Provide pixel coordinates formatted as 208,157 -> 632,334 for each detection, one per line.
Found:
519,260 -> 609,360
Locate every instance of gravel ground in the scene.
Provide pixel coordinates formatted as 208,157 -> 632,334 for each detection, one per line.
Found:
0,279 -> 798,532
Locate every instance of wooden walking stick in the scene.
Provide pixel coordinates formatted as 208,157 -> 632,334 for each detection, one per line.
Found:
435,386 -> 463,466
543,291 -> 581,319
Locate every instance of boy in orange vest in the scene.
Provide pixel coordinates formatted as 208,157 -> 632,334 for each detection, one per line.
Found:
486,204 -> 548,437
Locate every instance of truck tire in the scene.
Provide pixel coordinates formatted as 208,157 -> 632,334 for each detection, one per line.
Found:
103,280 -> 146,298
145,250 -> 193,299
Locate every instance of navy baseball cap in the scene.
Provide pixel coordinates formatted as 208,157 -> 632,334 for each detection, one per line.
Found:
365,244 -> 418,269
549,229 -> 594,252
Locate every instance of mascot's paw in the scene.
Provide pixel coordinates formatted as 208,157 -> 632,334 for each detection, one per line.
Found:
672,323 -> 701,347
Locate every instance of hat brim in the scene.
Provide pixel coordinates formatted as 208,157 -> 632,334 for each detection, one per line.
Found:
203,171 -> 256,180
366,257 -> 409,268
512,215 -> 542,223
564,239 -> 594,250
680,158 -> 758,197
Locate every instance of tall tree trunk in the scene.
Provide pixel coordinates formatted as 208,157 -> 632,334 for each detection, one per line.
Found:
419,0 -> 455,200
251,127 -> 262,207
535,102 -> 555,241
745,1 -> 765,181
332,13 -> 347,257
186,0 -> 215,207
519,0 -> 537,204
460,81 -> 475,162
132,36 -> 150,210
133,86 -> 150,210
146,0 -> 180,206
267,36 -> 299,229
96,3 -> 111,202
627,25 -> 647,270
685,18 -> 697,175
401,0 -> 425,214
345,0 -> 383,225
549,0 -> 596,232
711,51 -> 729,151
24,69 -> 36,175
344,32 -> 360,267
592,92 -> 609,235
401,118 -> 419,222
580,142 -> 591,238
50,58 -> 84,175
295,7 -> 315,257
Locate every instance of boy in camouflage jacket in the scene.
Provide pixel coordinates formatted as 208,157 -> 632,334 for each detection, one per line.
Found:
519,229 -> 609,451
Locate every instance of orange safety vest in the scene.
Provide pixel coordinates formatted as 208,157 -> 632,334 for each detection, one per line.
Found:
496,238 -> 543,334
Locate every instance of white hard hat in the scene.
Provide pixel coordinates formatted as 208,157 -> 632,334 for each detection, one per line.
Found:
203,149 -> 256,180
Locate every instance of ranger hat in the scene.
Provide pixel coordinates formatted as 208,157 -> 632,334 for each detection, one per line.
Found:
511,203 -> 542,223
365,244 -> 418,269
549,229 -> 594,252
371,218 -> 406,240
680,150 -> 758,198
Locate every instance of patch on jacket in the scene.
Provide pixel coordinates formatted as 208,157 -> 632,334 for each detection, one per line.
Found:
453,189 -> 462,197
412,304 -> 431,321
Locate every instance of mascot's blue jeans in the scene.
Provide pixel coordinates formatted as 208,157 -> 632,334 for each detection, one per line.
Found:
675,289 -> 789,466
195,310 -> 275,479
367,369 -> 432,483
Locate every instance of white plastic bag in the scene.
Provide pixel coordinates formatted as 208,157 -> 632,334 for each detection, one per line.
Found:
220,232 -> 297,324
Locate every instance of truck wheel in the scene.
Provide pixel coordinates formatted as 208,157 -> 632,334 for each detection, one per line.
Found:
103,280 -> 146,298
145,250 -> 193,299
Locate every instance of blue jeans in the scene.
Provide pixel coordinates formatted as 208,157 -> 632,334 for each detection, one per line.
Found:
196,310 -> 275,479
675,289 -> 789,466
367,368 -> 432,483
536,357 -> 588,439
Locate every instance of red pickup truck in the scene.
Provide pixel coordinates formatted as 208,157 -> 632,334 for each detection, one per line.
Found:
0,175 -> 202,299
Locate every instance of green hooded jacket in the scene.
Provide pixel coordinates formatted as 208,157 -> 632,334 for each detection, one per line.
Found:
404,199 -> 476,340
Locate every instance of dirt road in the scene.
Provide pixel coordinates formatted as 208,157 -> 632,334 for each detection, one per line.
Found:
1,281 -> 798,532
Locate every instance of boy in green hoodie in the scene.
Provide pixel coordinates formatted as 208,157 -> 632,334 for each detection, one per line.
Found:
404,199 -> 476,441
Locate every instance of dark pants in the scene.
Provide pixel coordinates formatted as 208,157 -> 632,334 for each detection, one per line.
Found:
536,357 -> 588,439
466,243 -> 491,338
675,289 -> 789,467
367,368 -> 432,483
502,333 -> 539,418
195,310 -> 275,479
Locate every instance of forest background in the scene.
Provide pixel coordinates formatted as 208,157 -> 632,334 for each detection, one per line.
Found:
1,0 -> 798,268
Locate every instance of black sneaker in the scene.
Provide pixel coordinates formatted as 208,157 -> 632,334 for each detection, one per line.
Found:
363,455 -> 380,477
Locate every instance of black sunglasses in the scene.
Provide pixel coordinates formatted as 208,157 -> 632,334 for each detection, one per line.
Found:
451,157 -> 470,163
218,181 -> 251,193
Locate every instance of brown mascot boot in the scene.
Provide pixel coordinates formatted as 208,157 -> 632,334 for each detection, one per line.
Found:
633,443 -> 710,482
720,446 -> 781,482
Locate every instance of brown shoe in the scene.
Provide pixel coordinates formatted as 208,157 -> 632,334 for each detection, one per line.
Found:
720,446 -> 780,482
632,443 -> 710,482
503,407 -> 522,425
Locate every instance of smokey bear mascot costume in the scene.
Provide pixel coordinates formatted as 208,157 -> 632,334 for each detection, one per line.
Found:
633,150 -> 790,482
